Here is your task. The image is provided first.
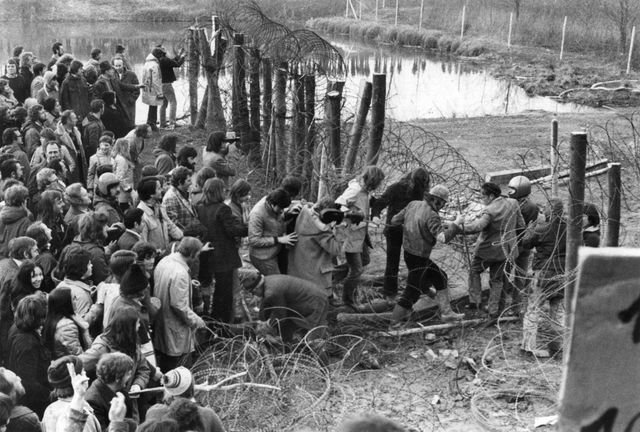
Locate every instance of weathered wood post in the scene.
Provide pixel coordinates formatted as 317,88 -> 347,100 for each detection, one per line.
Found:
289,66 -> 305,175
606,163 -> 622,247
366,73 -> 386,165
187,27 -> 200,125
551,118 -> 559,197
419,0 -> 425,30
460,4 -> 466,39
248,46 -> 261,166
507,12 -> 513,47
560,16 -> 567,61
375,0 -> 379,21
196,20 -> 226,131
274,61 -> 288,175
325,90 -> 342,169
303,73 -> 316,200
394,0 -> 399,26
627,25 -> 636,74
262,57 -> 273,169
232,33 -> 250,152
565,131 -> 588,317
344,80 -> 373,174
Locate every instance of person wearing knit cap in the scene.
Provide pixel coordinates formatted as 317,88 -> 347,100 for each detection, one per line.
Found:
96,250 -> 138,329
145,366 -> 225,432
42,355 -> 101,432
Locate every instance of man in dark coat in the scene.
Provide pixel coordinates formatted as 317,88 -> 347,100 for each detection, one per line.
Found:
242,273 -> 329,343
60,60 -> 91,124
0,367 -> 43,431
113,57 -> 140,130
82,99 -> 105,163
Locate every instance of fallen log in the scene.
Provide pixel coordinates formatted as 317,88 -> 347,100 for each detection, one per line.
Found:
376,316 -> 520,337
531,158 -> 608,185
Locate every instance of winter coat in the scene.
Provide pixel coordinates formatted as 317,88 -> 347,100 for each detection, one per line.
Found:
0,93 -> 18,110
56,122 -> 87,184
583,225 -> 600,247
288,206 -> 341,289
80,334 -> 150,390
146,403 -> 225,432
87,152 -> 112,192
522,214 -> 567,272
152,147 -> 175,176
248,196 -> 285,261
0,205 -> 32,258
372,179 -> 425,235
159,55 -> 185,84
0,258 -> 19,358
85,378 -> 138,431
3,74 -> 29,104
42,397 -> 101,432
462,196 -> 525,262
335,179 -> 370,253
0,143 -> 30,183
82,114 -> 105,160
124,129 -> 145,186
141,54 -> 163,106
60,240 -> 109,286
391,199 -> 460,258
137,200 -> 183,253
6,325 -> 51,418
52,315 -> 92,358
93,195 -> 123,226
36,87 -> 59,105
116,229 -> 141,252
153,252 -> 202,356
22,120 -> 43,159
60,73 -> 91,121
118,70 -> 140,127
7,405 -> 42,432
196,201 -> 247,273
112,154 -> 134,193
164,186 -> 200,232
101,105 -> 129,139
203,151 -> 235,186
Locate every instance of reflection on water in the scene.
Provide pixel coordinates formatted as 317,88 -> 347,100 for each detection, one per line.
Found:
0,22 -> 594,124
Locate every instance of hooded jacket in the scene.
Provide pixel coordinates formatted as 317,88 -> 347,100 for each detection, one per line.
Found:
142,54 -> 163,106
152,147 -> 175,176
0,205 -> 31,258
60,73 -> 91,121
287,206 -> 341,289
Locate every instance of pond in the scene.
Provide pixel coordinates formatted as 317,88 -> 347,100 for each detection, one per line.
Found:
0,21 -> 594,124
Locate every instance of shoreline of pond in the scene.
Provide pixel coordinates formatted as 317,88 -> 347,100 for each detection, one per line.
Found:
307,17 -> 640,108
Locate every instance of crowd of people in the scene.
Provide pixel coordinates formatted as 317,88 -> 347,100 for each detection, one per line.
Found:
0,41 -> 602,432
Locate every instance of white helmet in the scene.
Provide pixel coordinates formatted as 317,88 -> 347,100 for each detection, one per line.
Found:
508,175 -> 531,199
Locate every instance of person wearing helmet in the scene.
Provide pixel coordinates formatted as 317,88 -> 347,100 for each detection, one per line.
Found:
93,172 -> 123,226
389,184 -> 464,323
503,175 -> 539,316
456,182 -> 525,318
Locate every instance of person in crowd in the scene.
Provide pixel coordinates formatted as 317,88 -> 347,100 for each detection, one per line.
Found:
153,237 -> 207,371
54,54 -> 75,88
56,110 -> 85,183
64,183 -> 92,233
37,189 -> 66,256
158,46 -> 186,130
10,260 -> 45,308
2,59 -> 29,105
520,197 -> 567,358
30,62 -> 46,98
84,48 -> 101,79
0,185 -> 32,258
93,62 -> 142,128
60,60 -> 91,124
117,208 -> 144,251
5,106 -> 28,131
248,188 -> 296,276
0,128 -> 29,182
41,97 -> 61,129
190,167 -> 216,207
6,294 -> 50,419
142,47 -> 164,131
47,42 -> 65,70
196,178 -> 247,322
56,245 -> 102,324
112,57 -> 139,130
502,175 -> 539,316
95,250 -> 137,330
31,165 -> 66,212
333,166 -> 385,308
203,131 -> 237,186
0,366 -> 43,431
132,241 -> 156,291
85,353 -> 139,430
0,79 -> 18,111
583,202 -> 600,247
226,179 -> 251,224
87,137 -> 113,194
0,237 -> 38,361
153,133 -> 178,176
114,45 -> 133,70
30,130 -> 74,181
288,197 -> 342,298
36,71 -> 59,104
23,104 -> 46,158
124,124 -> 151,188
82,100 -> 106,162
176,146 -> 197,171
163,166 -> 200,234
458,182 -> 524,318
80,307 -> 150,395
42,355 -> 101,432
100,91 -> 129,140
111,138 -> 134,210
61,211 -> 111,287
137,176 -> 183,254
389,184 -> 464,324
0,160 -> 24,203
0,394 -> 13,432
146,366 -> 225,432
18,52 -> 35,86
43,287 -> 92,358
26,221 -> 58,293
242,272 -> 329,344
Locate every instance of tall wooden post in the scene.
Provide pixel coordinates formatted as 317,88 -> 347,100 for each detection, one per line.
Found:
565,131 -> 588,317
366,73 -> 386,165
560,16 -> 567,61
375,0 -> 379,20
274,61 -> 288,176
507,12 -> 513,47
460,4 -> 466,39
627,25 -> 636,74
232,33 -> 249,154
395,0 -> 399,26
248,47 -> 261,166
288,67 -> 305,175
419,0 -> 425,30
187,28 -> 200,126
262,57 -> 273,169
196,23 -> 226,131
344,80 -> 372,174
303,74 -> 316,200
606,163 -> 622,247
325,91 -> 342,169
551,118 -> 559,197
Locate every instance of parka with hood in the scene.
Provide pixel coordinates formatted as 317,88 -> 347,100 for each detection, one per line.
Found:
141,53 -> 163,106
60,72 -> 90,121
0,205 -> 32,258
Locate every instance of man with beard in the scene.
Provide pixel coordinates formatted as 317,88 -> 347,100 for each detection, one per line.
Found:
0,128 -> 29,182
203,131 -> 237,187
22,104 -> 46,159
112,57 -> 140,130
47,42 -> 64,70
163,166 -> 200,234
137,176 -> 183,254
177,146 -> 197,171
93,61 -> 143,128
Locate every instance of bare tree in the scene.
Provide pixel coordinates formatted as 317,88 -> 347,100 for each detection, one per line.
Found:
602,0 -> 639,54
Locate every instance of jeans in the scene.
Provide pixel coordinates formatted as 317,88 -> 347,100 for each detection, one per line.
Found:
383,228 -> 403,296
468,255 -> 506,316
333,252 -> 363,306
160,83 -> 177,127
502,249 -> 532,313
156,351 -> 193,373
398,252 -> 446,310
146,105 -> 157,126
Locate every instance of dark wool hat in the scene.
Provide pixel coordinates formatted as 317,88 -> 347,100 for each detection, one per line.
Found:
119,263 -> 149,297
48,355 -> 83,388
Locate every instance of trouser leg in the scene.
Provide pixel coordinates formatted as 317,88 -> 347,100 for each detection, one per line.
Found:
383,229 -> 403,297
397,252 -> 425,310
342,252 -> 363,306
522,271 -> 542,351
487,260 -> 506,316
146,105 -> 157,125
166,83 -> 177,125
468,255 -> 485,306
212,271 -> 235,323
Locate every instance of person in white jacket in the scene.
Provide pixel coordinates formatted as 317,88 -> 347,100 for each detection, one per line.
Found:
141,48 -> 164,131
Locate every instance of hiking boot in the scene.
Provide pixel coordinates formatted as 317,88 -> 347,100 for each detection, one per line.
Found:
436,290 -> 464,322
390,304 -> 411,323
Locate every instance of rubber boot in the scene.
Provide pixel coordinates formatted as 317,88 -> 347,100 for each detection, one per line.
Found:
436,289 -> 464,322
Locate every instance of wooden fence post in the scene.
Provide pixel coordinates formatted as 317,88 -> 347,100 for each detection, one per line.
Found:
325,91 -> 342,169
395,0 -> 399,26
560,16 -> 567,61
627,25 -> 636,74
248,47 -> 261,166
606,163 -> 622,247
375,0 -> 379,21
460,4 -> 466,39
344,80 -> 373,174
303,73 -> 316,200
187,28 -> 199,125
551,118 -> 559,197
507,12 -> 513,47
261,57 -> 272,169
274,61 -> 288,176
419,0 -> 425,30
366,73 -> 386,165
232,33 -> 249,153
288,66 -> 305,175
